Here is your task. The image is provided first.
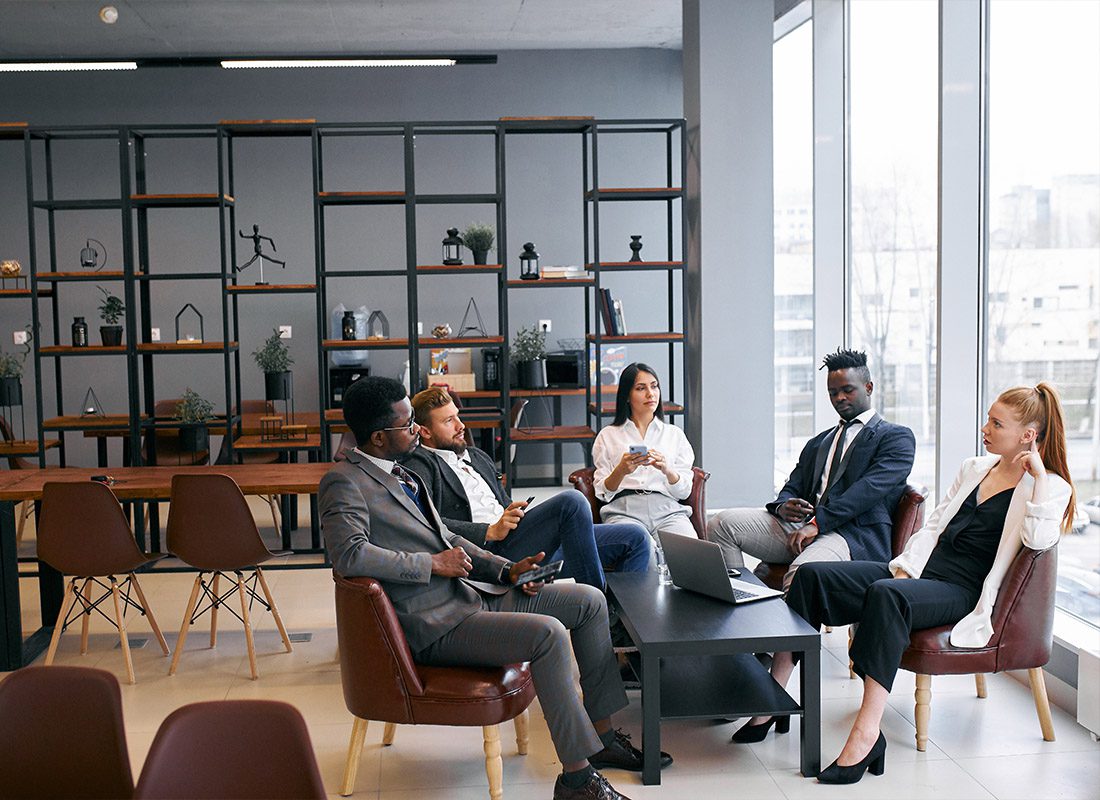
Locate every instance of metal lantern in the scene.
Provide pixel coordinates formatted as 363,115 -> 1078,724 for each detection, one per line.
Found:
79,238 -> 107,271
519,242 -> 540,280
174,303 -> 204,344
367,310 -> 390,339
442,227 -> 464,266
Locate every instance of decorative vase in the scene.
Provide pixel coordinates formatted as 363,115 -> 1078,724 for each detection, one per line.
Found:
179,424 -> 208,453
100,325 -> 123,346
265,370 -> 292,401
72,317 -> 89,347
0,376 -> 22,406
471,249 -> 489,265
629,235 -> 643,262
341,311 -> 357,340
518,359 -> 547,390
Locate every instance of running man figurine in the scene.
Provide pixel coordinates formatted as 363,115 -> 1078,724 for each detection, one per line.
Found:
236,224 -> 286,285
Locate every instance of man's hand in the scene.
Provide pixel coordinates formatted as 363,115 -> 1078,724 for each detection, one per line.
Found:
778,498 -> 814,523
789,522 -> 818,555
431,547 -> 472,577
890,566 -> 911,579
485,500 -> 528,542
509,551 -> 548,596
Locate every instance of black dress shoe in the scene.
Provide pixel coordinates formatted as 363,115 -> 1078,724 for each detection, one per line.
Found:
553,770 -> 633,800
589,728 -> 673,772
730,714 -> 790,743
817,731 -> 887,784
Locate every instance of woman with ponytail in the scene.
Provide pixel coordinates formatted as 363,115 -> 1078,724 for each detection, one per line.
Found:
736,383 -> 1076,785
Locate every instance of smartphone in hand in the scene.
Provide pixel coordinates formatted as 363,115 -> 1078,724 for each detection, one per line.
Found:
628,444 -> 649,456
513,559 -> 564,585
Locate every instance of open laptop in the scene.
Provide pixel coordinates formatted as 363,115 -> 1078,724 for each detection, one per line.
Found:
658,532 -> 784,605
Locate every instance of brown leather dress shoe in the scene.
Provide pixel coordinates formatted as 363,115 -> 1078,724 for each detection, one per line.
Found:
553,770 -> 633,800
588,728 -> 673,771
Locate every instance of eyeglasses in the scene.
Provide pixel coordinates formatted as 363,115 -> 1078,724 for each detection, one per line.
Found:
379,416 -> 418,433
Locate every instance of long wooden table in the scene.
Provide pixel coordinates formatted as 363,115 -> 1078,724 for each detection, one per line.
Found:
0,463 -> 332,672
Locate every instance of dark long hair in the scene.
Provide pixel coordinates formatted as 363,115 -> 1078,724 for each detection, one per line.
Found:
612,363 -> 664,426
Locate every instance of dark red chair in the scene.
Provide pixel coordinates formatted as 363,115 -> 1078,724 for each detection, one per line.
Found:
334,574 -> 535,798
568,465 -> 711,539
900,545 -> 1059,751
0,665 -> 134,799
134,700 -> 325,799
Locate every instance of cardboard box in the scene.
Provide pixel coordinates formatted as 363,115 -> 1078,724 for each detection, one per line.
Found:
427,372 -> 476,392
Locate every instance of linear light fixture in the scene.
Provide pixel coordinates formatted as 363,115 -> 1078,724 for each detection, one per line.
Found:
0,61 -> 137,72
221,58 -> 457,69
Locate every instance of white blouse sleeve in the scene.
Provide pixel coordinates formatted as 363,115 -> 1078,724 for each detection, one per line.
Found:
666,425 -> 695,501
1019,473 -> 1071,551
591,427 -> 618,502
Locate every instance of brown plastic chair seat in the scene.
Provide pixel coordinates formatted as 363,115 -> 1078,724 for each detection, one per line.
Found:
134,700 -> 325,800
568,465 -> 711,539
0,666 -> 134,799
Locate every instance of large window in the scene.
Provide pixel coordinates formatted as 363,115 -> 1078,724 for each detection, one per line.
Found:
773,17 -> 814,489
848,0 -> 939,496
987,0 -> 1100,627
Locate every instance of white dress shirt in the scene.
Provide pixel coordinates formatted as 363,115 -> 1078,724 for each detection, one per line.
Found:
591,417 -> 695,502
815,407 -> 876,501
423,445 -> 506,524
356,448 -> 396,475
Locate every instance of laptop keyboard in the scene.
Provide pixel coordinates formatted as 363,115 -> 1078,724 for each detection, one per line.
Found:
731,586 -> 758,601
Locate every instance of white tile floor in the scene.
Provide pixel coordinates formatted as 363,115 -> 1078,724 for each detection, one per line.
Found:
8,491 -> 1099,799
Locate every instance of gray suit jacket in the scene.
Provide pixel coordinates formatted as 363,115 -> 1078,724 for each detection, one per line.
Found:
319,449 -> 513,653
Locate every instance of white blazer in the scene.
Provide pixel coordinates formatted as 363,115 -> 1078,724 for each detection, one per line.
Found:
889,455 -> 1072,648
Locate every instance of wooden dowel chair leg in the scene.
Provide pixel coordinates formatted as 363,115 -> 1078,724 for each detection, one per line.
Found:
110,577 -> 135,685
975,673 -> 987,698
44,579 -> 77,666
340,717 -> 369,797
1028,667 -> 1056,742
236,572 -> 259,680
382,722 -> 396,746
256,567 -> 293,653
514,709 -> 529,755
169,574 -> 203,676
130,573 -> 169,656
79,577 -> 93,655
483,724 -> 503,800
914,673 -> 931,752
209,573 -> 220,648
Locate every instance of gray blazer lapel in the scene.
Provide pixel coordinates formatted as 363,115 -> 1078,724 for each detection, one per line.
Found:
348,451 -> 439,535
811,428 -> 836,493
829,413 -> 882,488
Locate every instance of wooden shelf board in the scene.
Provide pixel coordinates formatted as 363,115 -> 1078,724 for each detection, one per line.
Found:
0,287 -> 54,297
43,414 -> 146,430
584,187 -> 682,201
590,401 -> 684,415
317,191 -> 405,204
417,264 -> 503,273
507,278 -> 594,288
136,342 -> 238,353
324,338 -> 410,350
509,425 -> 595,442
458,388 -> 587,399
0,439 -> 60,456
232,433 -> 323,451
39,345 -> 127,355
130,193 -> 234,206
36,271 -> 137,281
585,332 -> 684,343
226,283 -> 317,294
32,198 -> 122,210
587,261 -> 683,270
419,336 -> 503,348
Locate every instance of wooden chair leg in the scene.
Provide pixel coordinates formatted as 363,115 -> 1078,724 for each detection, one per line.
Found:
110,577 -> 135,685
79,577 -> 93,655
129,573 -> 170,656
169,574 -> 203,676
514,709 -> 529,755
848,627 -> 855,679
975,673 -> 987,698
264,494 -> 281,532
483,724 -> 503,800
256,567 -> 293,653
339,717 -> 369,797
16,500 -> 31,544
209,572 -> 220,648
382,722 -> 397,746
236,572 -> 259,680
44,579 -> 77,665
1028,667 -> 1056,742
914,673 -> 931,752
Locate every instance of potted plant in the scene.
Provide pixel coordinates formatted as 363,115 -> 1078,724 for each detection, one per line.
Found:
0,326 -> 32,407
174,388 -> 215,452
462,223 -> 495,266
510,325 -> 547,389
252,328 -> 294,401
97,287 -> 125,346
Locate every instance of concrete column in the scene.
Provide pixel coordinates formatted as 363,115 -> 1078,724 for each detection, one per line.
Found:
683,0 -> 775,506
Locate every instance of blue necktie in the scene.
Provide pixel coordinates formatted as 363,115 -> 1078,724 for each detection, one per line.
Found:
392,464 -> 429,518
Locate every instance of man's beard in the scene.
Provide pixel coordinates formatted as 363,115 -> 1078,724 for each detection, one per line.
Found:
431,434 -> 467,456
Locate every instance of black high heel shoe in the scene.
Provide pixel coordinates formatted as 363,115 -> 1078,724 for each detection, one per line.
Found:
730,715 -> 790,744
816,731 -> 887,784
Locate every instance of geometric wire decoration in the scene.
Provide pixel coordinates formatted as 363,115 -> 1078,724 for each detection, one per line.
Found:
457,296 -> 487,337
80,387 -> 105,417
174,303 -> 204,344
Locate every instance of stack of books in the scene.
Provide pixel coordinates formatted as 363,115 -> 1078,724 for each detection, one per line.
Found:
598,288 -> 628,336
539,265 -> 589,280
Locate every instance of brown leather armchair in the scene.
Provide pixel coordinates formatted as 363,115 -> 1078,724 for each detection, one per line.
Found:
900,545 -> 1059,751
334,574 -> 535,798
567,465 -> 711,539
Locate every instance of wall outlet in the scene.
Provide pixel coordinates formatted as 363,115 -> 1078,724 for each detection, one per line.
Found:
150,328 -> 161,342
278,325 -> 292,339
417,321 -> 423,335
12,330 -> 29,345
539,319 -> 552,333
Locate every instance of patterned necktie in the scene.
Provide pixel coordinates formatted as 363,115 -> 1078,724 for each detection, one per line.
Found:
392,464 -> 429,517
824,419 -> 854,494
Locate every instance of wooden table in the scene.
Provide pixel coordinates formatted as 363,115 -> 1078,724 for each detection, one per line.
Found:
0,440 -> 60,458
0,463 -> 332,672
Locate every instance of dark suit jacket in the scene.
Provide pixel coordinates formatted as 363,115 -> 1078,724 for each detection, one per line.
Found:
319,449 -> 512,653
401,445 -> 507,548
765,414 -> 916,563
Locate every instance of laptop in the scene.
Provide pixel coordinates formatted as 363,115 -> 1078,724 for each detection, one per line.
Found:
658,532 -> 784,605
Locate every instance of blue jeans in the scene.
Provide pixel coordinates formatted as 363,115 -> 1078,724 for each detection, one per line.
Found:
486,491 -> 650,589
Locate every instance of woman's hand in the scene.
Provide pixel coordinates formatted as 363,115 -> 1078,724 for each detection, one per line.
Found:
646,449 -> 679,484
1013,445 -> 1046,479
615,450 -> 650,477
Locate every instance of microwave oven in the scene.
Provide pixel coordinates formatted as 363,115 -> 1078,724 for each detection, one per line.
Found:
544,350 -> 585,389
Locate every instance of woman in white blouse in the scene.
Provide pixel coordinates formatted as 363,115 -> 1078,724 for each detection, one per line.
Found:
591,363 -> 697,540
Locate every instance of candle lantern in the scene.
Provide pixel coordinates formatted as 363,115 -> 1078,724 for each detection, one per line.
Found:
519,242 -> 540,280
442,228 -> 464,266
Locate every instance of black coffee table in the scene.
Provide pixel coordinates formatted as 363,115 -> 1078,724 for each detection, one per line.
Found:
607,571 -> 821,784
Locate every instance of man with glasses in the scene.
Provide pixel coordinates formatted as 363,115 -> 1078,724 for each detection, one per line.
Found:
320,376 -> 668,800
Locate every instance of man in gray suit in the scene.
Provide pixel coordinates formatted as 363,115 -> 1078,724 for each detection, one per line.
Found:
320,376 -> 670,800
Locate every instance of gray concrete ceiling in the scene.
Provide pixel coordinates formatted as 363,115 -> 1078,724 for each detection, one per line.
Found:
0,0 -> 689,59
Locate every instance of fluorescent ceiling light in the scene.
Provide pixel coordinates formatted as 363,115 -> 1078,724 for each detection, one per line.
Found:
221,58 -> 456,69
0,61 -> 137,72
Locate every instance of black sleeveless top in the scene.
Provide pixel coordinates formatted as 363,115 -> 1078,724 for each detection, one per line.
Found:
921,485 -> 1013,595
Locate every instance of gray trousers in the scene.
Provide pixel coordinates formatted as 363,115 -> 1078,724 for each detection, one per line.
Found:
415,582 -> 627,764
706,507 -> 851,591
600,491 -> 696,540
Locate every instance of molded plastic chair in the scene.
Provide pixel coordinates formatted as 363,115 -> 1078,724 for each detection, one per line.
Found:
166,473 -> 292,680
568,465 -> 712,539
38,481 -> 170,684
134,700 -> 325,799
900,545 -> 1060,751
334,574 -> 534,799
0,665 -> 134,799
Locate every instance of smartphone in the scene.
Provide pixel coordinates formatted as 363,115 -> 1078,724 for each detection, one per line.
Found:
524,495 -> 536,507
628,444 -> 649,456
513,559 -> 564,586
726,568 -> 742,578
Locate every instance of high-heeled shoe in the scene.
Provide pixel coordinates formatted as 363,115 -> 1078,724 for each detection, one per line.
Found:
816,731 -> 887,784
730,715 -> 790,743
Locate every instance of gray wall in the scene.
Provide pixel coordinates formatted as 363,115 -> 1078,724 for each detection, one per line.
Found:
0,49 -> 684,469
